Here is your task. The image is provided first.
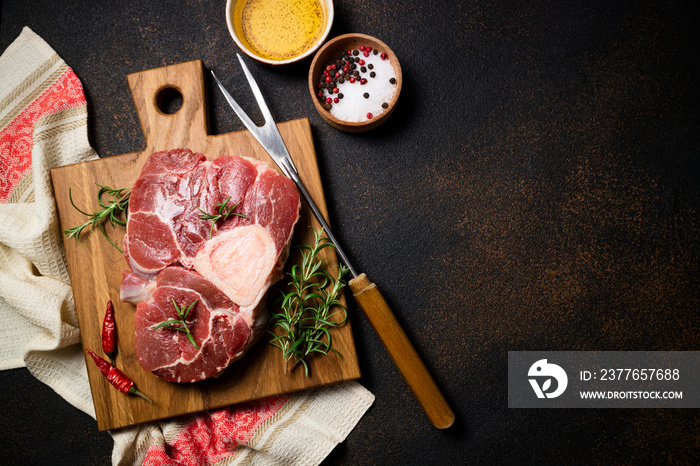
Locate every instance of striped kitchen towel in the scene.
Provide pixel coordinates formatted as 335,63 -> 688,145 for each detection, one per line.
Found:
0,27 -> 373,466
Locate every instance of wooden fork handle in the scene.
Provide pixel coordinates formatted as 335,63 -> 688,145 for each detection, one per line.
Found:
349,273 -> 455,429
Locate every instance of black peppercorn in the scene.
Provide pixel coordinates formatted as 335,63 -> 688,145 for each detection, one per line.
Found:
373,49 -> 378,55
339,77 -> 345,84
382,102 -> 389,109
352,50 -> 359,56
338,93 -> 344,99
370,71 -> 376,78
390,77 -> 396,84
368,64 -> 374,70
363,93 -> 369,99
361,66 -> 367,73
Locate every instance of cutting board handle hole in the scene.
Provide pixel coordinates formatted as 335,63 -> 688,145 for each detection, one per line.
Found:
156,86 -> 183,115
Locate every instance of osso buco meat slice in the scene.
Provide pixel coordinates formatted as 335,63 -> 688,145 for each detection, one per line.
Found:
120,149 -> 300,382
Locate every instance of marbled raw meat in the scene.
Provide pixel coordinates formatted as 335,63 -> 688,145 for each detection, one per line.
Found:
121,149 -> 299,382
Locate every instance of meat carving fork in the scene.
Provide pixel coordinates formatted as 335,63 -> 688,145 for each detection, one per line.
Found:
212,54 -> 454,429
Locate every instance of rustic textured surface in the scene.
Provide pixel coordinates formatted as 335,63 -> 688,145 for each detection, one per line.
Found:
1,0 -> 698,464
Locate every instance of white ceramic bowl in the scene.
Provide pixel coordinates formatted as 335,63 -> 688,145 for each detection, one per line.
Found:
225,0 -> 334,66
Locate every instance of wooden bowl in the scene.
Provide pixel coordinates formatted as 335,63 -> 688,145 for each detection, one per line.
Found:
308,33 -> 402,132
225,0 -> 334,66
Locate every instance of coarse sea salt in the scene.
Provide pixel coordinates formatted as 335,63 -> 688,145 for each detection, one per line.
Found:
317,49 -> 397,122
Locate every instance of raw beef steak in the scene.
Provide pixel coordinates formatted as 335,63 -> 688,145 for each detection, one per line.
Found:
121,149 -> 300,382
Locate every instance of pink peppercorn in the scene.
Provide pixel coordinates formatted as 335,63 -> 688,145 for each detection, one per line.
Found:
363,51 -> 369,57
381,52 -> 388,60
367,112 -> 373,119
360,45 -> 365,51
326,97 -> 332,104
358,59 -> 365,65
349,76 -> 356,83
360,78 -> 367,85
366,46 -> 372,52
326,76 -> 331,83
334,97 -> 339,103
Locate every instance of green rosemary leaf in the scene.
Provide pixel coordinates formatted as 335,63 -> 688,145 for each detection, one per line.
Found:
267,227 -> 349,377
64,184 -> 131,252
97,222 -> 122,252
68,187 -> 92,217
298,359 -> 310,377
64,223 -> 87,242
186,331 -> 200,350
182,299 -> 199,320
302,292 -> 324,303
174,299 -> 186,318
151,299 -> 199,350
198,197 -> 249,238
152,320 -> 184,330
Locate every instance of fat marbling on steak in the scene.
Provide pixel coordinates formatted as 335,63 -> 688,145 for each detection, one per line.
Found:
120,149 -> 300,382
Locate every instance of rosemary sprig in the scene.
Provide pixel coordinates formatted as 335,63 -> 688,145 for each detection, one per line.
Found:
152,298 -> 200,350
63,184 -> 131,252
268,228 -> 349,377
197,196 -> 248,237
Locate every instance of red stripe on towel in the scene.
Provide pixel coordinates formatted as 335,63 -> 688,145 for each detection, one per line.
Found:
0,67 -> 86,203
143,394 -> 290,466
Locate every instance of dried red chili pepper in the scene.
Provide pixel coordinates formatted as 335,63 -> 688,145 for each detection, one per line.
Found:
102,300 -> 116,362
86,349 -> 152,403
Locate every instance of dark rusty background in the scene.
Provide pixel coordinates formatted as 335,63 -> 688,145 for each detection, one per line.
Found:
1,0 -> 698,464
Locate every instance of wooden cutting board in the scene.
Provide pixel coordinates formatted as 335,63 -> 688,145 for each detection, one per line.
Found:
51,60 -> 360,432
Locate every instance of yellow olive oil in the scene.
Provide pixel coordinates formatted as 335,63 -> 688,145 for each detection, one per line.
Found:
232,0 -> 326,61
